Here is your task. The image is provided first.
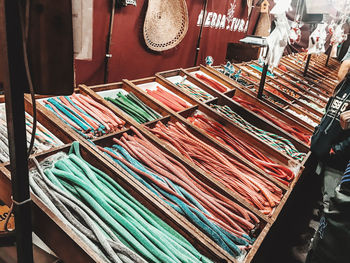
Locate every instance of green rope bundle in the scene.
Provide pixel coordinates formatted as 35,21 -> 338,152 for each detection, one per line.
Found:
210,104 -> 306,161
175,82 -> 214,102
105,92 -> 161,124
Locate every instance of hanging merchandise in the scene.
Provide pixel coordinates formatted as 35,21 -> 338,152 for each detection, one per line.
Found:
307,23 -> 328,55
260,0 -> 292,69
29,142 -> 211,263
254,0 -> 271,37
330,21 -> 348,58
261,14 -> 290,69
143,0 -> 189,52
289,21 -> 302,45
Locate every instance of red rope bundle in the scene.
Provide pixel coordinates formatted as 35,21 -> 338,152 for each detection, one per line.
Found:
146,87 -> 189,112
146,121 -> 283,214
232,96 -> 311,144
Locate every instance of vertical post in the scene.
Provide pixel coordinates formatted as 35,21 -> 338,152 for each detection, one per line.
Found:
194,0 -> 208,66
303,54 -> 311,76
325,50 -> 331,67
1,1 -> 34,262
257,63 -> 269,99
104,0 -> 116,84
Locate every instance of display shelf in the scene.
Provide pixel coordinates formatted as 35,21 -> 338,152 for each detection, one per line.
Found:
81,82 -> 304,263
252,61 -> 331,101
236,64 -> 324,118
1,141 -> 237,262
281,56 -> 336,90
81,79 -> 313,263
204,65 -> 315,133
81,82 -> 289,208
154,71 -> 305,168
246,62 -> 328,107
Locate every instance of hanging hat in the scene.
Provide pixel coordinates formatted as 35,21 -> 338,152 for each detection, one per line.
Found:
143,0 -> 189,52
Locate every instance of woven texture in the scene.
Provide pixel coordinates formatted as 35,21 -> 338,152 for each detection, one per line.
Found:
143,0 -> 189,52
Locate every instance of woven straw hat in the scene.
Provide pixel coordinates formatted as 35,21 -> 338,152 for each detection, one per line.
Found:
143,0 -> 189,52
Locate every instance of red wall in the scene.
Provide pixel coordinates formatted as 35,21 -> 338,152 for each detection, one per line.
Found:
75,0 -> 249,86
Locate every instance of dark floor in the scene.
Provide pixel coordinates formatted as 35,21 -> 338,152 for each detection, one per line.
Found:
253,157 -> 322,263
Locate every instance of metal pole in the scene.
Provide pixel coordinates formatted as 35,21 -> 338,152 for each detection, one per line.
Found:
2,0 -> 33,262
257,63 -> 269,99
325,50 -> 331,67
303,54 -> 311,76
194,0 -> 208,66
104,0 -> 116,83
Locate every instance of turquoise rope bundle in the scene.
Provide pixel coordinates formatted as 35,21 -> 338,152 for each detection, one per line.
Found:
29,142 -> 211,263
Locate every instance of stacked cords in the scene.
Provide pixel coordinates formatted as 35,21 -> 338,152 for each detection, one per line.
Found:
267,82 -> 300,99
97,127 -> 256,257
232,96 -> 311,144
209,104 -> 307,161
286,109 -> 318,127
195,73 -> 227,93
299,99 -> 325,114
265,86 -> 291,102
187,114 -> 295,185
146,121 -> 283,214
29,142 -> 211,263
43,94 -> 125,139
175,82 -> 214,102
293,104 -> 321,121
146,87 -> 189,112
0,110 -> 63,163
104,92 -> 161,124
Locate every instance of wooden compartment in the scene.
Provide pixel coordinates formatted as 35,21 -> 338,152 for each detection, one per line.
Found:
227,64 -> 321,127
246,62 -> 328,106
281,56 -> 335,90
156,69 -> 308,167
91,126 -> 276,262
236,64 -> 324,118
80,82 -> 289,211
30,89 -> 132,144
178,67 -> 311,150
203,65 -> 315,133
1,142 -> 238,263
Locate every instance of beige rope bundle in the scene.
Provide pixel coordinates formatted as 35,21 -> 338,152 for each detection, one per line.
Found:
143,0 -> 189,52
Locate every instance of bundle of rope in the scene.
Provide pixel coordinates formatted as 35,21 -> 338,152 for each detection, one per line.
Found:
98,127 -> 257,257
30,142 -> 211,263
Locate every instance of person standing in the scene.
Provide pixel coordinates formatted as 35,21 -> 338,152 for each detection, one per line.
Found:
306,61 -> 350,263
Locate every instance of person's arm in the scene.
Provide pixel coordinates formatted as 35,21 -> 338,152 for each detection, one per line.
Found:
338,59 -> 350,82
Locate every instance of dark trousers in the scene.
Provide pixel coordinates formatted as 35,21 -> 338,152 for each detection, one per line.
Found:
306,166 -> 350,263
